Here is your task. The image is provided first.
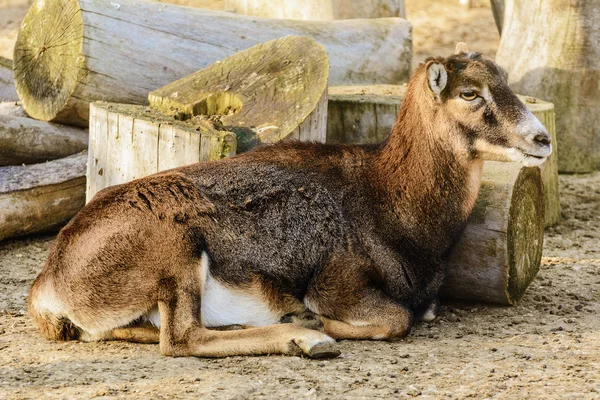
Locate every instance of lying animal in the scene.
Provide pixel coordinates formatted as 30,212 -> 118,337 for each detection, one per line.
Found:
28,43 -> 551,358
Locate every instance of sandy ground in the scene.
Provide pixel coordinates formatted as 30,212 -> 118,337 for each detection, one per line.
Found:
0,0 -> 599,399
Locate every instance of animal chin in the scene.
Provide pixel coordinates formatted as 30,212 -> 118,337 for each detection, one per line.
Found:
521,154 -> 547,167
507,148 -> 548,167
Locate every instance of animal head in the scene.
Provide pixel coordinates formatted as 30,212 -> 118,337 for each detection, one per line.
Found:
421,43 -> 552,167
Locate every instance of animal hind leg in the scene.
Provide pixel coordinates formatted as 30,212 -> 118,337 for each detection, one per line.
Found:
155,278 -> 340,358
111,324 -> 160,344
308,288 -> 414,341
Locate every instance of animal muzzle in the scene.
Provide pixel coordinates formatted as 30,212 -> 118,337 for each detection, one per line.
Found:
512,112 -> 552,166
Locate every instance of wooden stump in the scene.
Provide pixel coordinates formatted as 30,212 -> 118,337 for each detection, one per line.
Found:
327,84 -> 406,144
225,0 -> 406,20
87,102 -> 236,202
327,85 -> 559,227
0,114 -> 88,166
0,57 -> 17,102
495,0 -> 600,173
442,162 -> 544,305
13,0 -> 411,127
0,152 -> 87,241
87,37 -> 329,202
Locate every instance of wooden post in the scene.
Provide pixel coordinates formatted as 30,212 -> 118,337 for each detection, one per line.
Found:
0,152 -> 87,241
12,0 -> 411,127
87,37 -> 329,201
225,0 -> 406,20
495,0 -> 600,173
327,85 -> 559,227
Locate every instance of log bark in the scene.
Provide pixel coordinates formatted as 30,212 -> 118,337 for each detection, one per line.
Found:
495,0 -> 600,173
13,0 -> 412,127
0,152 -> 87,241
327,84 -> 559,227
0,114 -> 88,166
88,37 -> 329,201
0,57 -> 18,102
442,162 -> 545,305
225,0 -> 406,20
0,101 -> 28,118
490,0 -> 505,33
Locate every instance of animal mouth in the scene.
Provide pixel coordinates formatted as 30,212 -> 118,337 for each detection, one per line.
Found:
515,146 -> 551,167
524,153 -> 545,160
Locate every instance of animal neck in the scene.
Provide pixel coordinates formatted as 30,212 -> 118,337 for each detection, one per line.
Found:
369,75 -> 483,249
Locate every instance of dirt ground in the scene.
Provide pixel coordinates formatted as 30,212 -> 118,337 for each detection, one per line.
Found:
1,1 -> 599,399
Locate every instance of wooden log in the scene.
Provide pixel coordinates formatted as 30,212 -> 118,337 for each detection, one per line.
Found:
225,0 -> 406,20
0,152 -> 87,241
442,162 -> 544,305
149,36 -> 328,150
327,85 -> 559,227
13,0 -> 412,127
0,57 -> 18,102
0,114 -> 88,166
495,0 -> 600,173
0,101 -> 28,118
87,37 -> 329,201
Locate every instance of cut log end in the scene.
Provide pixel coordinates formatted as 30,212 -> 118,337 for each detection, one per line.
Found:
441,163 -> 544,305
13,0 -> 84,124
506,166 -> 544,304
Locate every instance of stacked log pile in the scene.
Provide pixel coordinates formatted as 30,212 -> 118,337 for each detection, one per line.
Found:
12,0 -> 411,127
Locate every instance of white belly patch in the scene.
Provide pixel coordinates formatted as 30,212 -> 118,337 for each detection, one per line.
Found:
144,252 -> 279,328
200,252 -> 279,327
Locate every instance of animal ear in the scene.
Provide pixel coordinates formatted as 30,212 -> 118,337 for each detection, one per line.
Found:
455,42 -> 469,54
426,62 -> 447,96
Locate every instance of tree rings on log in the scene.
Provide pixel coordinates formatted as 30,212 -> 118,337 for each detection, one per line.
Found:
327,85 -> 559,227
13,0 -> 411,126
441,162 -> 545,305
0,152 -> 87,241
150,36 -> 329,151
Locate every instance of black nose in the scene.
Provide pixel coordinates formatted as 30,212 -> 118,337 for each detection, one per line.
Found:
533,133 -> 551,146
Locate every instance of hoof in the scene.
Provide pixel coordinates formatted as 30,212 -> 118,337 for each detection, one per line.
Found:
305,342 -> 341,359
293,332 -> 340,359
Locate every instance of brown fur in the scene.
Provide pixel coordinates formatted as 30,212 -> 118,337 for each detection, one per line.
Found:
28,47 -> 551,358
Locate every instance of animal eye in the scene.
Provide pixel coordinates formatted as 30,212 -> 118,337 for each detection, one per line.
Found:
460,91 -> 478,101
